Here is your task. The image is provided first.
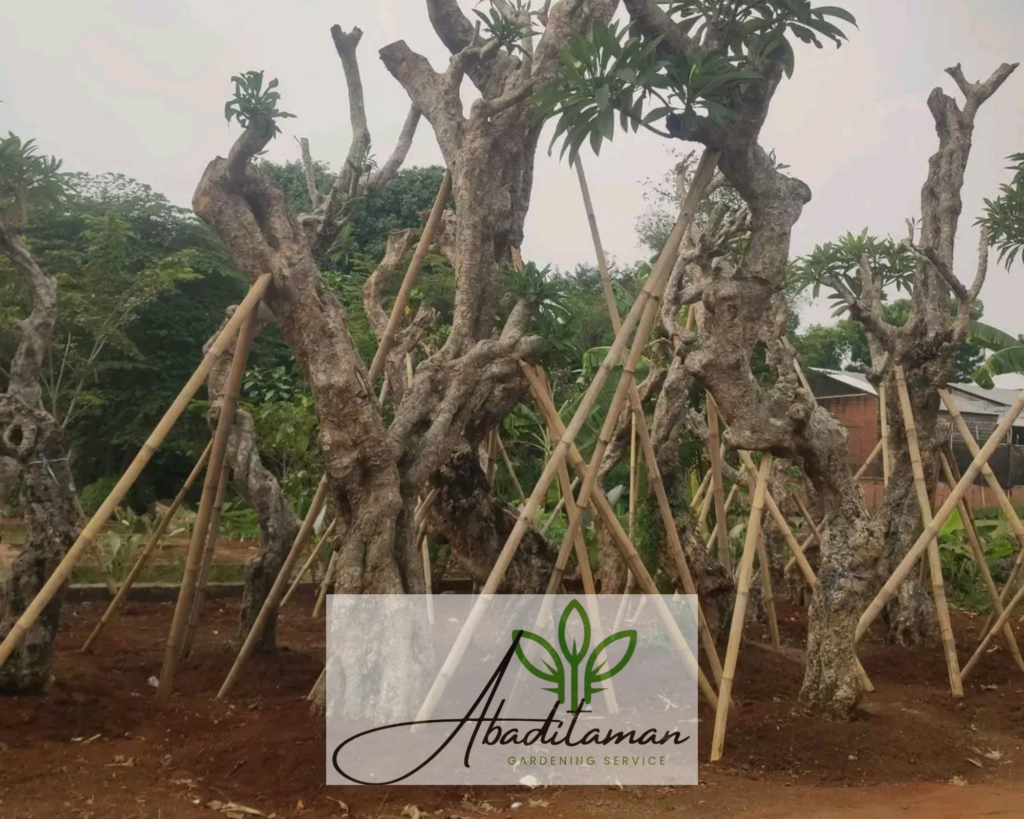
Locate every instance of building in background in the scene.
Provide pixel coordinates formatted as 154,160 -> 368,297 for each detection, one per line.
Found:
807,369 -> 1024,510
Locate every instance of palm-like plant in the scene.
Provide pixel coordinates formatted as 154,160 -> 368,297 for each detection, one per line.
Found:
0,131 -> 70,225
977,152 -> 1024,270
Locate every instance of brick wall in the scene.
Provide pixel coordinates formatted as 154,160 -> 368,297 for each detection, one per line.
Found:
818,394 -> 882,477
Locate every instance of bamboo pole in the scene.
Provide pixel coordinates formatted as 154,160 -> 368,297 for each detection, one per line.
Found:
711,456 -> 771,762
611,571 -> 636,634
421,532 -> 434,625
412,151 -> 722,723
937,389 -> 1024,606
313,548 -> 339,618
281,518 -> 338,608
939,450 -> 1024,673
522,365 -> 718,706
878,381 -> 891,487
628,413 -> 638,534
495,433 -> 525,501
893,366 -> 962,697
691,466 -> 713,510
574,156 -> 723,683
703,484 -> 739,552
80,441 -> 214,653
707,396 -> 730,569
858,386 -> 1024,641
157,304 -> 259,703
962,581 -> 1024,681
370,171 -> 451,385
755,530 -> 781,651
479,149 -> 719,607
559,458 -> 619,713
0,274 -> 271,672
218,474 -> 330,698
540,478 -> 577,535
180,460 -> 231,659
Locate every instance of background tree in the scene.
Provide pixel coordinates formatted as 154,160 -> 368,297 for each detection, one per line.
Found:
534,0 -> 1016,716
0,132 -> 81,693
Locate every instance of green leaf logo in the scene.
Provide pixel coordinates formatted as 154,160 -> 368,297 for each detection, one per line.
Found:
515,599 -> 637,710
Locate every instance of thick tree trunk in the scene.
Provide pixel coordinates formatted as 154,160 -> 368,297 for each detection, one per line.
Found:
0,216 -> 80,694
0,401 -> 79,694
427,447 -> 556,593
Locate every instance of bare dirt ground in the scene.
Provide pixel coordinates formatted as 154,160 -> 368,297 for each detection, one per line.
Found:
2,595 -> 1023,818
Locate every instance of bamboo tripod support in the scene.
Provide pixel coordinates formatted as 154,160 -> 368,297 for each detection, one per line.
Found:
218,474 -> 330,699
157,304 -> 259,703
937,389 -> 1024,616
938,450 -> 1024,674
0,274 -> 272,672
573,157 -> 724,684
521,365 -> 719,708
410,151 -> 722,725
858,386 -> 1024,641
893,367 -> 962,696
962,582 -> 1024,681
181,461 -> 231,660
711,456 -> 772,762
80,441 -> 214,653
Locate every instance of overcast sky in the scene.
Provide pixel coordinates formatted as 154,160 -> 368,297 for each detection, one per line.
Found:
2,0 -> 1022,383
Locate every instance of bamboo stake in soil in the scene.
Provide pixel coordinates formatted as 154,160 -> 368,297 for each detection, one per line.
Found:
313,547 -> 339,618
939,450 -> 1024,674
573,156 -> 723,683
707,395 -> 730,569
281,518 -> 338,608
80,441 -> 214,653
711,456 -> 771,762
937,389 -> 1024,610
180,460 -> 231,659
495,433 -> 524,502
218,474 -> 330,699
413,150 -> 722,724
755,529 -> 781,651
522,365 -> 719,707
893,366 -> 962,697
157,304 -> 260,703
858,385 -> 1024,641
962,581 -> 1024,682
0,273 -> 271,673
421,532 -> 434,626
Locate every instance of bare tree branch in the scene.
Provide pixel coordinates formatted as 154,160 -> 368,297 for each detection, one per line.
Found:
363,229 -> 418,341
297,137 -> 323,209
367,106 -> 422,192
0,216 -> 58,406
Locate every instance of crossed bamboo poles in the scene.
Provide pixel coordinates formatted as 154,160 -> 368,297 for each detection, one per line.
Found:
2,155 -> 1024,761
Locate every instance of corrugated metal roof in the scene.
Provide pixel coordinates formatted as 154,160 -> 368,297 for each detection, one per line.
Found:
809,369 -> 1024,427
812,369 -> 877,396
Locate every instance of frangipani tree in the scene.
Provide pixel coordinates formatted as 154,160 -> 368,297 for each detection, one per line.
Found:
529,0 -> 1017,717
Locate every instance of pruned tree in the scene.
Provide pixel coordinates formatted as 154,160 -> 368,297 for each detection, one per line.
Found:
531,0 -> 1017,717
191,1 -> 615,720
0,133 -> 81,693
196,37 -> 425,651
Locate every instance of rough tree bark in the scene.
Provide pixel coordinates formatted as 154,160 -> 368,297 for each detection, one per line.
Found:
192,3 -> 615,720
625,0 -> 1016,719
0,216 -> 81,694
860,64 -> 1016,647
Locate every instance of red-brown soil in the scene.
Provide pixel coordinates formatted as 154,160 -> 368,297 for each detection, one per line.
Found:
1,596 -> 1023,818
